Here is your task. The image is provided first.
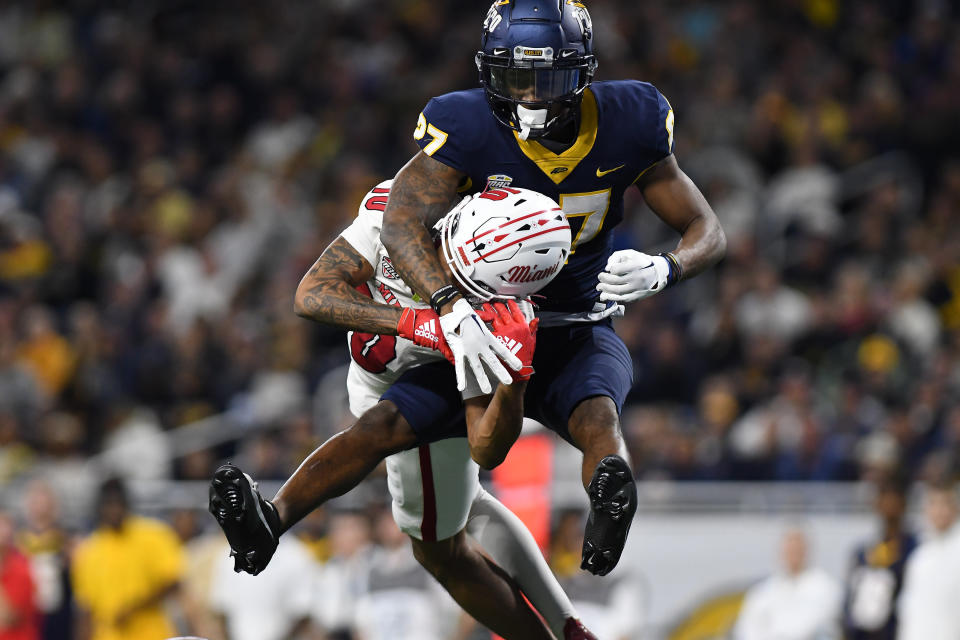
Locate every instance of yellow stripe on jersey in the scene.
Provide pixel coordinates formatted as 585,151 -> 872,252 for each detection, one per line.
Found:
512,88 -> 599,185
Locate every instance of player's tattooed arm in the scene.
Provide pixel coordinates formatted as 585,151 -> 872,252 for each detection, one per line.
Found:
636,155 -> 727,279
381,151 -> 465,311
294,237 -> 403,334
463,381 -> 527,470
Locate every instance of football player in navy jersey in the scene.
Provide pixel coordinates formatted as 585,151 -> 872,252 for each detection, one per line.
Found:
379,0 -> 726,575
843,471 -> 917,640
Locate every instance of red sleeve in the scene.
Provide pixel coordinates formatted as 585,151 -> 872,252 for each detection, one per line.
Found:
1,552 -> 36,616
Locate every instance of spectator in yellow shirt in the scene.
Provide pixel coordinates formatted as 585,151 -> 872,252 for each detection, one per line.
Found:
71,478 -> 185,640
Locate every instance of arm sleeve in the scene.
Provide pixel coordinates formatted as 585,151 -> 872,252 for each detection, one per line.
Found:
283,542 -> 318,619
622,81 -> 674,170
340,182 -> 391,267
610,576 -> 646,639
414,94 -> 481,174
311,565 -> 343,631
651,86 -> 675,158
146,523 -> 186,586
207,553 -> 232,614
733,583 -> 765,640
70,545 -> 93,609
3,555 -> 35,615
339,211 -> 382,269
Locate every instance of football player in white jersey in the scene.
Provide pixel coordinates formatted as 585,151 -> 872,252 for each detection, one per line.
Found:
210,183 -> 598,640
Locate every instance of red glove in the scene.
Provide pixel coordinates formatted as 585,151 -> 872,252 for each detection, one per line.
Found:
397,307 -> 455,365
476,300 -> 538,382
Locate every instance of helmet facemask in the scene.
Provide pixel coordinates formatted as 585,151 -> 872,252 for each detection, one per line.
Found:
437,195 -> 502,301
477,47 -> 597,140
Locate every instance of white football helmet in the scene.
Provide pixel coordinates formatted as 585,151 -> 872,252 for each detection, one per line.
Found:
438,187 -> 571,300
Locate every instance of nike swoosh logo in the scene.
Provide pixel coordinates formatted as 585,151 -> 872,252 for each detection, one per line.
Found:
596,164 -> 625,177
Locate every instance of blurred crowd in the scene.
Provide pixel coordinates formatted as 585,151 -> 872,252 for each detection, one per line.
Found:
732,473 -> 960,640
2,472 -> 959,640
0,474 -> 648,640
0,0 -> 959,635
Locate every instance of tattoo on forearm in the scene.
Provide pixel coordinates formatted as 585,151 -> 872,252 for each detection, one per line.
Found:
381,153 -> 462,301
295,238 -> 402,334
302,295 -> 322,314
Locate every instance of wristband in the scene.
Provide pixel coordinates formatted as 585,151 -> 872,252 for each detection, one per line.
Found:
659,252 -> 683,287
430,285 -> 462,315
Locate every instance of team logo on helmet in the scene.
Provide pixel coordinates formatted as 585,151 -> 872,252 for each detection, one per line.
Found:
506,260 -> 563,284
469,217 -> 520,263
483,2 -> 505,34
440,187 -> 571,301
569,1 -> 592,38
485,174 -> 514,190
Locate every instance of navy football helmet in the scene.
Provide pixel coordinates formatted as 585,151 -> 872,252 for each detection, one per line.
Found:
477,0 -> 598,139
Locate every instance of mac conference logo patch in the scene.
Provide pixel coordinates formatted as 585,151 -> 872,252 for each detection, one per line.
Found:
485,174 -> 514,190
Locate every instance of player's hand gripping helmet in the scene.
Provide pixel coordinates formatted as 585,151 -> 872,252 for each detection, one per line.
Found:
438,187 -> 571,301
477,0 -> 598,140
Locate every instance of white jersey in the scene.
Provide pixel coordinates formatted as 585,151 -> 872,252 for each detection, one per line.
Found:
341,181 -> 483,543
340,180 -> 481,416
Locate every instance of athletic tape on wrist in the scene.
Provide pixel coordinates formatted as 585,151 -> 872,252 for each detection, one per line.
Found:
659,252 -> 683,286
430,285 -> 462,315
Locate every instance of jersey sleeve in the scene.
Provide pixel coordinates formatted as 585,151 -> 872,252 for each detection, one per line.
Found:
414,92 -> 484,174
144,521 -> 186,586
2,554 -> 34,615
620,81 -> 675,164
340,182 -> 391,267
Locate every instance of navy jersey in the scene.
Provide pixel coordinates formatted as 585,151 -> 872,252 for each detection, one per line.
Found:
414,80 -> 674,314
843,534 -> 918,640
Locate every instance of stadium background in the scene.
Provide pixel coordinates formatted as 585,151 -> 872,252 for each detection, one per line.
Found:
0,0 -> 959,638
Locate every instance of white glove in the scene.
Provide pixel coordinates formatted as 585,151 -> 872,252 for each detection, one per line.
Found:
596,250 -> 671,303
439,298 -> 523,394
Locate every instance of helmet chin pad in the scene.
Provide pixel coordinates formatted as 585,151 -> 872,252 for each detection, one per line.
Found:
514,102 -> 575,140
516,105 -> 549,140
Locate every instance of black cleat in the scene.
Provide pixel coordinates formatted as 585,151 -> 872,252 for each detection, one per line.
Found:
208,463 -> 282,576
581,455 -> 637,576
